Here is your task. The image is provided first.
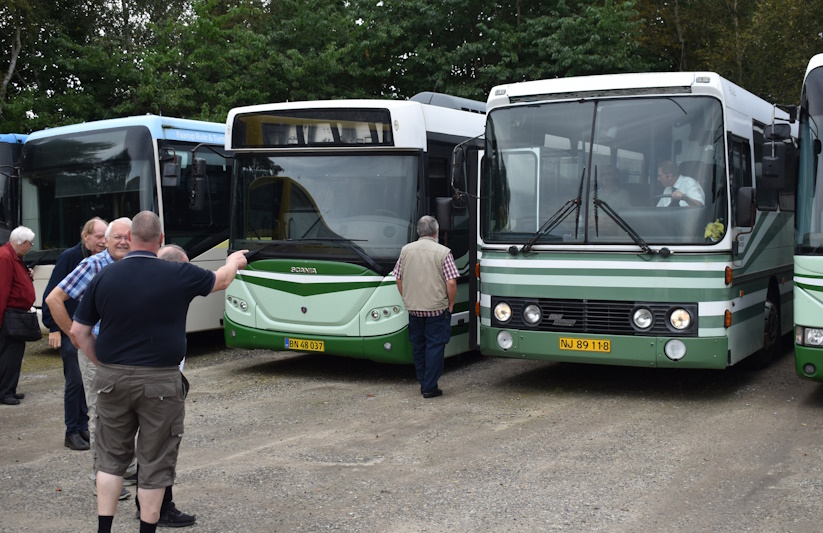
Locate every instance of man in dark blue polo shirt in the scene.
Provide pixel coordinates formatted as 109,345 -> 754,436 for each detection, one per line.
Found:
71,211 -> 248,533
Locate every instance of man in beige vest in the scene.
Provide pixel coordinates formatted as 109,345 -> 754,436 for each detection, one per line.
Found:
392,216 -> 458,398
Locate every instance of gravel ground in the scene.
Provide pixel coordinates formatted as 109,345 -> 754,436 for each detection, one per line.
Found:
1,332 -> 822,532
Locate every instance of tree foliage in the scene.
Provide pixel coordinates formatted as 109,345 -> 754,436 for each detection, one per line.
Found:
1,0 -> 821,132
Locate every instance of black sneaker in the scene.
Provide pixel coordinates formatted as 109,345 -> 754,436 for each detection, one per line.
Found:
156,502 -> 196,528
64,433 -> 90,450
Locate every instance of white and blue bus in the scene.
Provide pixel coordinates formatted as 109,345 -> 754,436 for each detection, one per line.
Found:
0,133 -> 27,243
223,93 -> 485,363
19,116 -> 231,332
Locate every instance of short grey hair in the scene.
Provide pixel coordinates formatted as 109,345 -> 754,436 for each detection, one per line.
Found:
9,226 -> 35,245
105,217 -> 132,238
416,215 -> 439,238
158,244 -> 188,263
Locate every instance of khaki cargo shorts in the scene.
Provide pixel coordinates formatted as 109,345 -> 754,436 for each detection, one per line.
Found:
93,363 -> 185,489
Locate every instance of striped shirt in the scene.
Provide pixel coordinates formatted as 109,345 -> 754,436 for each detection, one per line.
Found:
58,248 -> 114,335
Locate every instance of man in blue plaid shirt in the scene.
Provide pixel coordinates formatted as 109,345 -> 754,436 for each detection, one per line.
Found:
46,217 -> 133,497
393,216 -> 458,398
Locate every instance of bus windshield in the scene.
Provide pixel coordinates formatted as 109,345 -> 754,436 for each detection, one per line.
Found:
231,153 -> 418,271
796,67 -> 823,255
483,96 -> 727,246
20,126 -> 156,260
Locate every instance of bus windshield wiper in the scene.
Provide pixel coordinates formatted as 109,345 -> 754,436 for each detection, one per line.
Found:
294,237 -> 388,275
593,199 -> 653,255
519,167 -> 586,254
590,168 -> 652,255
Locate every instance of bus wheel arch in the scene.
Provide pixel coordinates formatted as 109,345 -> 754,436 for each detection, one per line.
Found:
752,279 -> 782,368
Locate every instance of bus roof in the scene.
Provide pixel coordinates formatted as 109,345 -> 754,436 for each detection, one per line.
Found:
0,133 -> 27,144
226,94 -> 485,151
806,54 -> 823,80
487,71 -> 790,124
25,115 -> 226,145
488,72 -> 755,110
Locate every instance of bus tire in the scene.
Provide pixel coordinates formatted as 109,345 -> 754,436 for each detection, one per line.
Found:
752,287 -> 781,369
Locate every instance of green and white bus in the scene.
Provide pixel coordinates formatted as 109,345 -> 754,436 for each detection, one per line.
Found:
18,116 -> 231,332
223,93 -> 485,363
793,54 -> 823,379
477,72 -> 794,368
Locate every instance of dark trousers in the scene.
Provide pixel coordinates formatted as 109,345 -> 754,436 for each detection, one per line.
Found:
0,332 -> 25,399
408,310 -> 451,393
60,334 -> 88,435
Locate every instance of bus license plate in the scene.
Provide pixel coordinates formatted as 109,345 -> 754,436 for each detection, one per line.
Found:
285,338 -> 325,352
559,337 -> 611,353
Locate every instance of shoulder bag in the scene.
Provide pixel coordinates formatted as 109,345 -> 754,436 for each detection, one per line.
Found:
2,309 -> 43,342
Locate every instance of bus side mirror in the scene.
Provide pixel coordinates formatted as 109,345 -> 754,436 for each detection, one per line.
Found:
162,155 -> 182,187
736,186 -> 756,228
762,124 -> 796,192
190,157 -> 207,212
435,197 -> 454,232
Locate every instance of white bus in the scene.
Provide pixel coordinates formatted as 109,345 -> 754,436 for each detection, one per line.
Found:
18,116 -> 231,332
223,93 -> 485,363
475,72 -> 794,368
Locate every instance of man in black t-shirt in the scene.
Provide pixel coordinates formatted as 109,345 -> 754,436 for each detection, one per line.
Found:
71,211 -> 248,533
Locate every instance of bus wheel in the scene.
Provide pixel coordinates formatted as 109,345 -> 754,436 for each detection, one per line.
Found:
752,292 -> 781,368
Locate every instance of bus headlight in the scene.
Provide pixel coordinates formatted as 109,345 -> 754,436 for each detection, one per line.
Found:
669,308 -> 691,330
632,308 -> 653,329
664,339 -> 687,361
804,328 -> 823,346
497,331 -> 514,350
494,302 -> 512,323
371,310 -> 380,320
523,304 -> 541,325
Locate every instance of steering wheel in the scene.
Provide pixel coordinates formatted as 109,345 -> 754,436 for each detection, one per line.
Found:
649,193 -> 680,207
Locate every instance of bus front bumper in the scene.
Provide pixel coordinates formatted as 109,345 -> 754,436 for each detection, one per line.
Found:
480,327 -> 728,369
223,314 -> 414,364
795,344 -> 823,381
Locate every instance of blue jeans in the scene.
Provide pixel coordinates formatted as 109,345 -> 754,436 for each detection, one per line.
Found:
408,310 -> 452,393
60,334 -> 88,436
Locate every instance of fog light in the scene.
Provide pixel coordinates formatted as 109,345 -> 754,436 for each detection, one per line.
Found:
669,308 -> 691,330
805,328 -> 823,346
494,302 -> 512,323
664,339 -> 687,361
633,308 -> 653,329
384,342 -> 392,351
371,310 -> 380,320
803,363 -> 816,375
497,330 -> 513,350
523,304 -> 541,325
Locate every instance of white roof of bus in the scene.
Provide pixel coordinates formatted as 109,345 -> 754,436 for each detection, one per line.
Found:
26,115 -> 226,143
487,71 -> 786,121
226,98 -> 485,151
806,54 -> 823,79
488,72 -> 729,109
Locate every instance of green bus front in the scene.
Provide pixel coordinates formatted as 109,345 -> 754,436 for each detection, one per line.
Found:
224,105 -> 478,363
479,82 -> 793,369
794,56 -> 823,380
